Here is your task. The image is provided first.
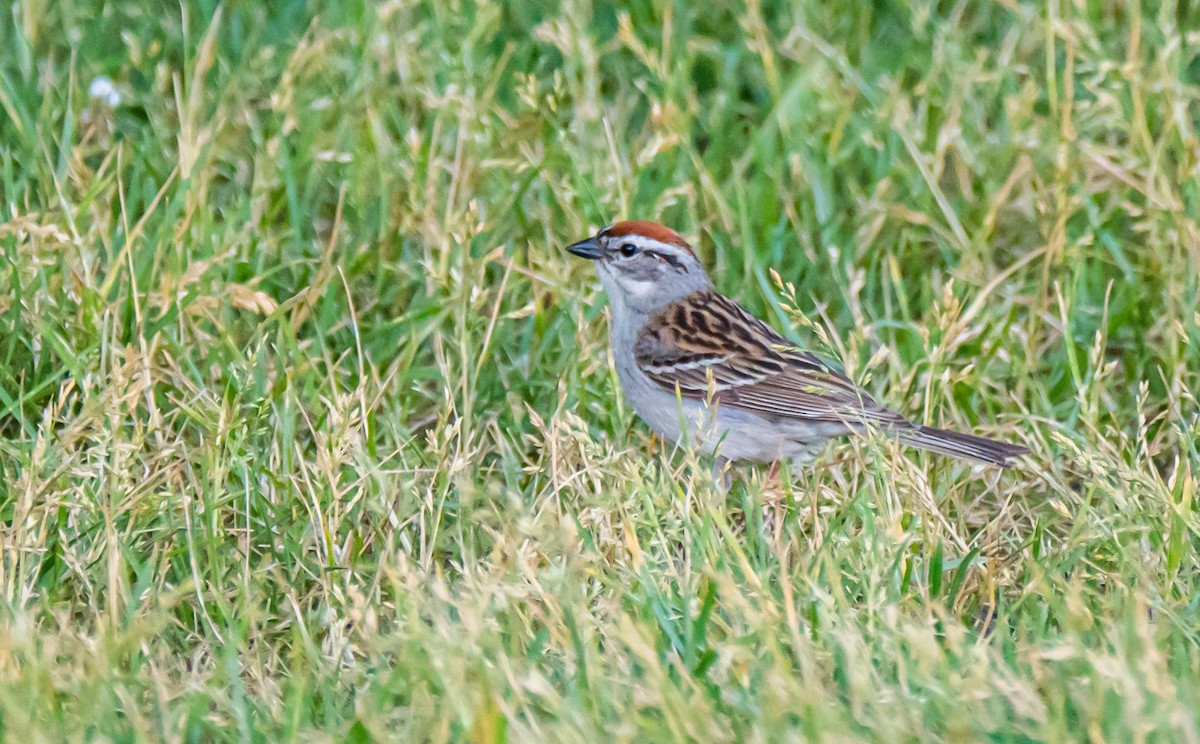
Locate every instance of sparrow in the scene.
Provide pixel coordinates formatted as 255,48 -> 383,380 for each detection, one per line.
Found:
566,220 -> 1028,476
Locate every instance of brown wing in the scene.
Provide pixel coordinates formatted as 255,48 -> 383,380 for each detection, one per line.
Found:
634,291 -> 908,428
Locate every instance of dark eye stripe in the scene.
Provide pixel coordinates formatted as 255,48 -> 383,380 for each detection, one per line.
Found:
649,250 -> 681,267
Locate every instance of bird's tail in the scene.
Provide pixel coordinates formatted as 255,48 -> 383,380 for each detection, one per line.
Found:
898,425 -> 1029,467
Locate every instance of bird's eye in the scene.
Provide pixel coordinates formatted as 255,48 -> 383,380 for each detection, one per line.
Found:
618,243 -> 638,258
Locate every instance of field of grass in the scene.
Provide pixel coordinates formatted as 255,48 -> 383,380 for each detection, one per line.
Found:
2,0 -> 1199,740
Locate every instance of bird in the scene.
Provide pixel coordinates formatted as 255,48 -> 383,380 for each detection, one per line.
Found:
565,220 -> 1028,481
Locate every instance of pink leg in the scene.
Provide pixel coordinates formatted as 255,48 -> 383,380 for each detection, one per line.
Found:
767,460 -> 781,482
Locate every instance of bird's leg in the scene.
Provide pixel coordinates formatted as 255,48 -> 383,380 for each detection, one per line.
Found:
761,460 -> 786,535
711,456 -> 732,493
767,460 -> 781,483
762,460 -> 785,501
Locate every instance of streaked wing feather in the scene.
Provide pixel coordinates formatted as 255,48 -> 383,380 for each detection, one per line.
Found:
634,292 -> 907,428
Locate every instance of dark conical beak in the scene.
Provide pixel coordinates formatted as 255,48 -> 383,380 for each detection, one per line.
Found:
566,237 -> 603,260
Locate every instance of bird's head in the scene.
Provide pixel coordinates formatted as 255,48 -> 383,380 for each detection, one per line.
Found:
566,221 -> 711,313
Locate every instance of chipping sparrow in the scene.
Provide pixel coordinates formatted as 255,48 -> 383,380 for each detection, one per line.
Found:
567,220 -> 1028,475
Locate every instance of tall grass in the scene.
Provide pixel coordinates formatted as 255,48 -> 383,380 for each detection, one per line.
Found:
1,0 -> 1198,740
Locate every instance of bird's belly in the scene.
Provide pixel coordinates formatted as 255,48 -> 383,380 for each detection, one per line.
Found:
617,362 -> 832,463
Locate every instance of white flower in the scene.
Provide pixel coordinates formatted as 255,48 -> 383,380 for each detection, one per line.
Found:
87,76 -> 121,107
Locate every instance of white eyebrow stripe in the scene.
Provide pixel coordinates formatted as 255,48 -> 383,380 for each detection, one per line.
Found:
613,234 -> 693,259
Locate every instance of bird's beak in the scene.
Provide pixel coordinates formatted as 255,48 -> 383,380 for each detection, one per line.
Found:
566,237 -> 603,260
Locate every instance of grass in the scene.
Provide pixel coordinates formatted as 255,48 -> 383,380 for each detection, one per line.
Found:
2,0 -> 1199,740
